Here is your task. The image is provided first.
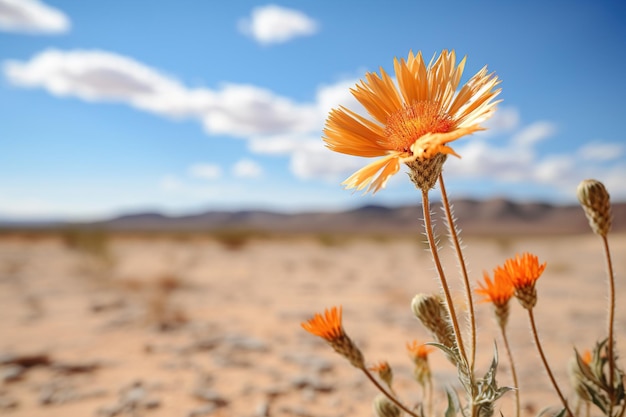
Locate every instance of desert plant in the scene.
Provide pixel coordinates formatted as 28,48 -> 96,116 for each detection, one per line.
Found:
301,49 -> 623,417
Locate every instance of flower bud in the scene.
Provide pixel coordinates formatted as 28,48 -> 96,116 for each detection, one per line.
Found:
577,179 -> 612,236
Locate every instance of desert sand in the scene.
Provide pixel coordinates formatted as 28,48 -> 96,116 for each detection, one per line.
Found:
1,231 -> 625,417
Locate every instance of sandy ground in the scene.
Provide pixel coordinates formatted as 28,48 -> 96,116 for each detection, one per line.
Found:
1,232 -> 625,417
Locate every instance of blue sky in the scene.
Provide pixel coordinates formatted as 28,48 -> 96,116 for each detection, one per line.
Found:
1,0 -> 625,220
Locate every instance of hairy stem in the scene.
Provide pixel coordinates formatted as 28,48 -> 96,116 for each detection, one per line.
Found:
602,235 -> 616,407
528,309 -> 574,416
500,323 -> 520,417
421,190 -> 470,376
362,368 -> 420,417
439,173 -> 476,371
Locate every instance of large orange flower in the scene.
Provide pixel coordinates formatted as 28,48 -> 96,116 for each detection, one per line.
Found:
323,50 -> 501,193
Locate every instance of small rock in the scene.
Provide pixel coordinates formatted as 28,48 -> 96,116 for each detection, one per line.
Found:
0,393 -> 18,410
187,404 -> 217,417
221,334 -> 268,352
1,365 -> 26,383
0,352 -> 51,368
192,388 -> 229,407
255,400 -> 270,417
290,375 -> 334,393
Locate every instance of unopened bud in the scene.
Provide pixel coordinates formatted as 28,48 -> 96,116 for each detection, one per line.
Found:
373,394 -> 401,417
411,293 -> 456,350
577,179 -> 612,236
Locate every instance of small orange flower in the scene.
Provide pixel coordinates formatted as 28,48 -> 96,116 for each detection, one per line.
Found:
301,306 -> 344,342
406,340 -> 434,361
301,306 -> 365,368
503,252 -> 546,309
369,361 -> 391,373
323,49 -> 501,194
582,349 -> 592,365
475,266 -> 514,307
369,361 -> 393,387
504,252 -> 546,290
407,340 -> 433,386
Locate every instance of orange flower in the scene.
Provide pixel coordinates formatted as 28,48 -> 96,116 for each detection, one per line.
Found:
301,306 -> 344,342
475,266 -> 514,307
301,306 -> 365,368
503,252 -> 546,309
323,49 -> 500,194
369,360 -> 391,373
369,361 -> 393,387
504,252 -> 546,290
406,340 -> 434,361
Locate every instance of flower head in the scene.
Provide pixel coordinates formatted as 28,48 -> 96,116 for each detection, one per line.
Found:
301,305 -> 344,341
369,361 -> 393,388
301,306 -> 365,368
406,340 -> 434,362
406,340 -> 433,386
323,49 -> 500,194
476,267 -> 515,327
411,293 -> 456,351
476,267 -> 515,307
577,179 -> 612,236
503,253 -> 546,309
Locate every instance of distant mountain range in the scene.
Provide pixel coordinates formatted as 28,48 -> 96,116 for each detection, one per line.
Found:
4,198 -> 622,236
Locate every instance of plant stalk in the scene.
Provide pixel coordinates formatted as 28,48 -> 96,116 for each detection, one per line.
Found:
527,309 -> 574,417
500,323 -> 520,417
420,190 -> 469,376
363,368 -> 420,417
439,173 -> 476,371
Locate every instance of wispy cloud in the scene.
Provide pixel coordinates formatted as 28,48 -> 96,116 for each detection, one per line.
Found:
237,4 -> 318,45
446,121 -> 626,199
188,163 -> 223,180
0,0 -> 70,34
3,49 -> 320,137
5,49 -> 624,201
232,159 -> 263,178
511,121 -> 557,147
577,141 -> 625,161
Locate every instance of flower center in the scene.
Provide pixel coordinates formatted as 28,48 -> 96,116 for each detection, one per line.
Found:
384,101 -> 454,152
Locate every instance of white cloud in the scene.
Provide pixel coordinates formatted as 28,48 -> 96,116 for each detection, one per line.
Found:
289,141 -> 365,181
444,124 -> 626,200
0,0 -> 69,34
511,121 -> 557,147
577,141 -> 625,161
478,106 -> 520,137
160,175 -> 184,191
188,163 -> 223,180
232,159 -> 263,178
3,49 -> 320,137
200,83 -> 319,136
316,78 -> 363,116
248,134 -> 319,155
238,4 -> 318,45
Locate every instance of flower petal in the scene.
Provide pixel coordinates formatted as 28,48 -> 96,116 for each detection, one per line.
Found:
342,154 -> 400,194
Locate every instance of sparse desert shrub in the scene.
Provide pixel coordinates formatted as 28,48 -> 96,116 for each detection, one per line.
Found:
209,228 -> 268,250
60,226 -> 115,278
